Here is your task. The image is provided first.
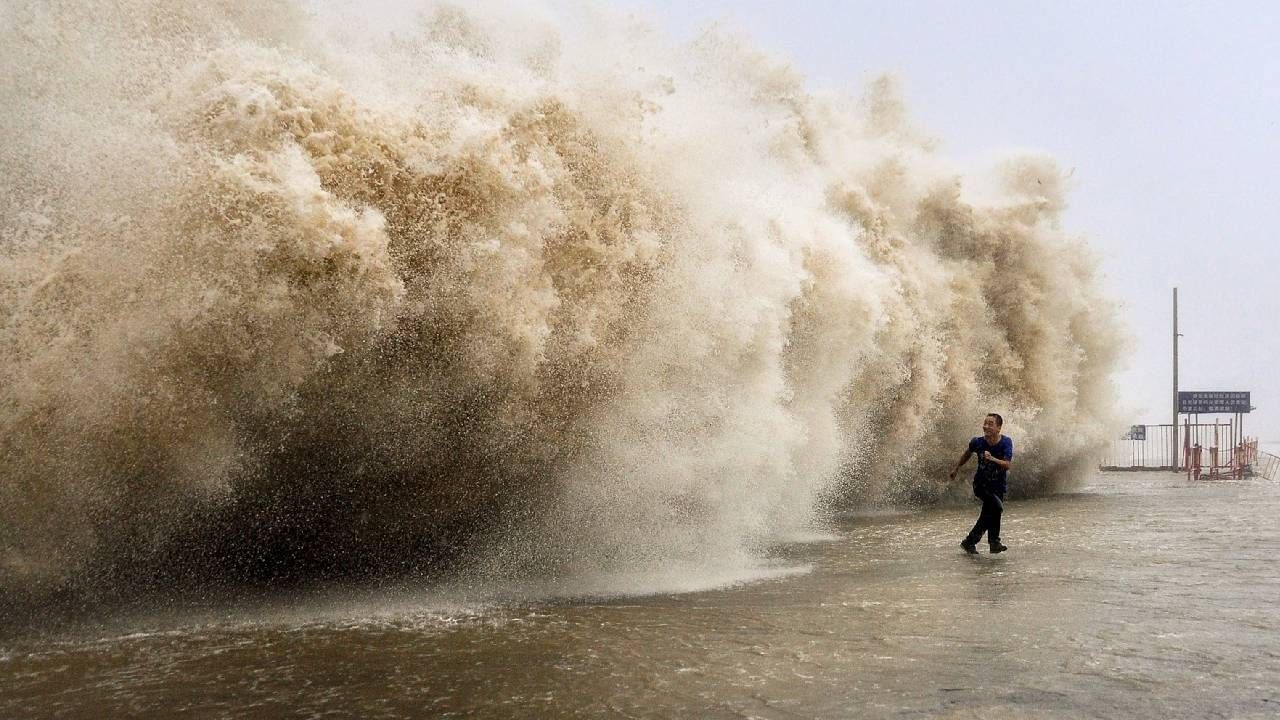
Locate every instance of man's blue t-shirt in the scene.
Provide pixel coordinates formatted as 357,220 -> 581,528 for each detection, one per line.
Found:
969,435 -> 1013,495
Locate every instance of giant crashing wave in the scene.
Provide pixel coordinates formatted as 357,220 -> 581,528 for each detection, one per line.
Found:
0,0 -> 1122,606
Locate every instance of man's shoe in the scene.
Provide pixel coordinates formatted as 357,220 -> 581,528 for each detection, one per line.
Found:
960,540 -> 978,554
989,542 -> 1008,553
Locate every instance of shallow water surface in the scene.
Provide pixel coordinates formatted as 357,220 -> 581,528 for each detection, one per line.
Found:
4,472 -> 1278,718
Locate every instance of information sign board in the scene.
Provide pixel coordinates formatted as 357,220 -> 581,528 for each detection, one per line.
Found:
1177,391 -> 1251,414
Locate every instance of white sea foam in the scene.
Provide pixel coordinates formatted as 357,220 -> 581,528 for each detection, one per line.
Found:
0,0 -> 1122,602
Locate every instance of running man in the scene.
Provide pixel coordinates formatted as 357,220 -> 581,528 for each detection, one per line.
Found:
949,413 -> 1013,554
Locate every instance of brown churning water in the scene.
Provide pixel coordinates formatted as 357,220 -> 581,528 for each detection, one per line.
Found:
0,1 -> 1122,608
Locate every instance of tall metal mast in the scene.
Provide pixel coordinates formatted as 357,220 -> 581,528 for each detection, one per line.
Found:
1172,287 -> 1179,470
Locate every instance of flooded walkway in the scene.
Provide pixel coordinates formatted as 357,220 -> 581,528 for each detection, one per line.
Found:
4,471 -> 1278,718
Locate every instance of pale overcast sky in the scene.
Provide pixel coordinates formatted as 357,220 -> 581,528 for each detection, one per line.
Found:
627,0 -> 1280,438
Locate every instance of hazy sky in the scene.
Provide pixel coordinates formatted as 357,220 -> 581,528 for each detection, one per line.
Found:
627,0 -> 1280,438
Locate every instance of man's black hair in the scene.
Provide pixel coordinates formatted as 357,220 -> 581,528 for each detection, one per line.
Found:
986,412 -> 1003,427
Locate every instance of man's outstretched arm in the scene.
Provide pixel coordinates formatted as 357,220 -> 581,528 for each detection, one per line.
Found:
948,450 -> 973,481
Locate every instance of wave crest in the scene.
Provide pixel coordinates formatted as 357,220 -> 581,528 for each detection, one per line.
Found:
0,1 -> 1122,604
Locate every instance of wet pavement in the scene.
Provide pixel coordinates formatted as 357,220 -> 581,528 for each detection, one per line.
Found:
3,471 -> 1278,718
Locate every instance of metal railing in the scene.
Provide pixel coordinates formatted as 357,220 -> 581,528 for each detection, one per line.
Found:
1100,421 -> 1250,473
1253,450 -> 1280,481
1186,437 -> 1257,480
1101,423 -> 1180,469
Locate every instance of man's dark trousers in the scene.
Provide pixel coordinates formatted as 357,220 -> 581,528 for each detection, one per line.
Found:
965,484 -> 1004,547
